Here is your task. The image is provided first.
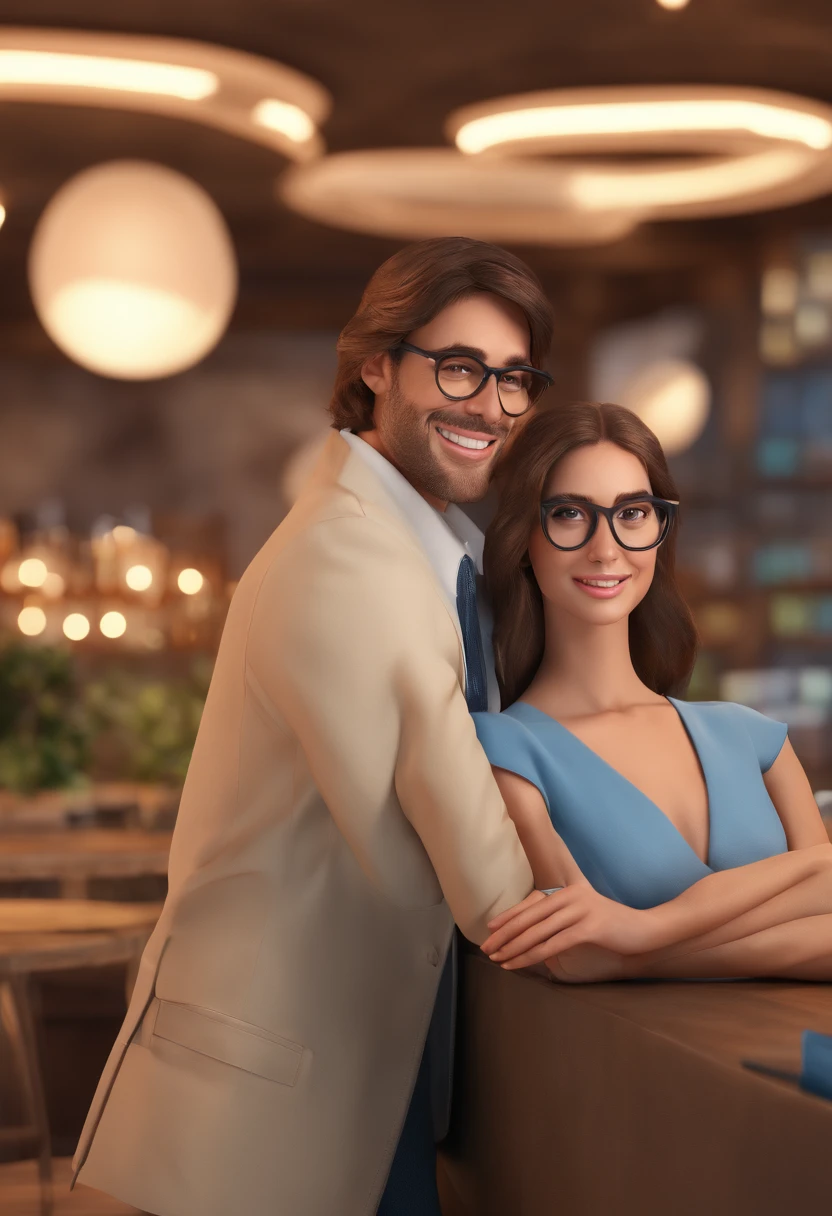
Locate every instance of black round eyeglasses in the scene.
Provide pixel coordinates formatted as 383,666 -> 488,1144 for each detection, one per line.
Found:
392,342 -> 553,417
540,495 -> 679,552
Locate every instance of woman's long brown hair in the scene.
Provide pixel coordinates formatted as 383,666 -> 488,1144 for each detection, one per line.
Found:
485,402 -> 698,708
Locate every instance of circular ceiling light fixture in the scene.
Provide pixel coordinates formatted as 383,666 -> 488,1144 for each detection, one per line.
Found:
446,87 -> 832,223
281,86 -> 832,249
280,149 -> 638,246
29,161 -> 238,380
0,28 -> 330,160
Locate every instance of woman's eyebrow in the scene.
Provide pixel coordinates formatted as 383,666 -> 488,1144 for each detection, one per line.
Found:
544,490 -> 653,505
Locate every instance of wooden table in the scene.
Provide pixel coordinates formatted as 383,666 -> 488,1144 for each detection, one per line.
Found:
0,901 -> 162,1216
0,831 -> 172,899
438,951 -> 832,1216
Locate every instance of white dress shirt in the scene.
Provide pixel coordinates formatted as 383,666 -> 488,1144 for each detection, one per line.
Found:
340,429 -> 500,711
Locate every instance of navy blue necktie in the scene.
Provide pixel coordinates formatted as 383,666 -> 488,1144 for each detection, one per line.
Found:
456,554 -> 488,713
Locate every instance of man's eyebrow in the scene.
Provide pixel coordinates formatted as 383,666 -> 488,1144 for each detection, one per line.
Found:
435,343 -> 532,366
544,490 -> 654,505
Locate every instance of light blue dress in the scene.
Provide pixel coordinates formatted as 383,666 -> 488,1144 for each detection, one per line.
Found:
472,698 -> 789,909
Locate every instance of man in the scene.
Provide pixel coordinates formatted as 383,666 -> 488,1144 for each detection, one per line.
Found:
72,236 -> 555,1216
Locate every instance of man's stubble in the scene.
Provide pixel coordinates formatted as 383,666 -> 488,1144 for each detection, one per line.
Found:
379,378 -> 509,506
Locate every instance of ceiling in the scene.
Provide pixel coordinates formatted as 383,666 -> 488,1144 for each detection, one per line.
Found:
0,0 -> 832,340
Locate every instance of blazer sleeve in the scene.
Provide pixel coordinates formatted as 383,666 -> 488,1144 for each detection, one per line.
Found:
245,511 -> 534,944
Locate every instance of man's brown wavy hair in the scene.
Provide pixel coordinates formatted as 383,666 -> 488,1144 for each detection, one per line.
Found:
330,237 -> 554,431
485,401 -> 698,707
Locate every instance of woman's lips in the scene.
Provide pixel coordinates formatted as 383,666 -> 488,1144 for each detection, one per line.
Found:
572,575 -> 631,599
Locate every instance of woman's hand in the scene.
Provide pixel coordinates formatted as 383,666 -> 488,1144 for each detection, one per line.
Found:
481,881 -> 660,971
544,944 -> 632,984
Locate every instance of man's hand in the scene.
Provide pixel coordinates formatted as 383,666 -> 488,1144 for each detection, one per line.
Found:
480,881 -> 660,970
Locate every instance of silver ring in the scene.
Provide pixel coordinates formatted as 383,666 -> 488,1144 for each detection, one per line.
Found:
540,886 -> 564,896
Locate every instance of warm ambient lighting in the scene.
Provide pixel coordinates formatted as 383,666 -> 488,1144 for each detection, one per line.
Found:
452,96 -> 832,155
18,606 -> 46,636
42,572 -> 65,598
280,149 -> 638,247
565,148 -> 812,211
0,49 -> 216,99
18,557 -> 48,587
125,564 -> 153,592
622,360 -> 711,456
63,612 -> 90,641
100,610 -> 127,638
434,87 -> 832,236
29,161 -> 238,380
761,267 -> 799,316
0,30 -> 330,161
252,98 -> 316,144
656,0 -> 690,9
0,204 -> 5,230
177,568 -> 204,595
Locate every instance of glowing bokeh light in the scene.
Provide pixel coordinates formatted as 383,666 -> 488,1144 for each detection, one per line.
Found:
18,606 -> 47,636
63,612 -> 90,641
18,557 -> 48,587
100,611 -> 127,638
125,564 -> 153,591
177,567 -> 204,595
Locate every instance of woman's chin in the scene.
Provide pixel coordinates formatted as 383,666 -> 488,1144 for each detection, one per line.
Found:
561,596 -> 634,628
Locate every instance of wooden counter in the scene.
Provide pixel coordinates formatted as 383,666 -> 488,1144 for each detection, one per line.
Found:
438,950 -> 832,1216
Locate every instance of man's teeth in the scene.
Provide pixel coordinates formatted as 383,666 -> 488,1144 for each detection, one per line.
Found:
437,427 -> 491,450
579,579 -> 625,587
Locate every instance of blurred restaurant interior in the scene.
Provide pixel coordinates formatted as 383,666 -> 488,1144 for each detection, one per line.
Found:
1,1 -> 832,1213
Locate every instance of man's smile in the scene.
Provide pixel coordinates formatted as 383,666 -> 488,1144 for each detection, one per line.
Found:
434,422 -> 499,461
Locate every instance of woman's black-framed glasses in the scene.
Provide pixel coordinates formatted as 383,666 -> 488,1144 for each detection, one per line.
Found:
540,495 -> 679,552
393,342 -> 553,417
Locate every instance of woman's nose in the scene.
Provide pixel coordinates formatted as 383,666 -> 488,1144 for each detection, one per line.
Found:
585,514 -> 620,563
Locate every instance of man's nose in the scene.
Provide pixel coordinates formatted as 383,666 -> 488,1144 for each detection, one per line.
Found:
460,374 -> 504,427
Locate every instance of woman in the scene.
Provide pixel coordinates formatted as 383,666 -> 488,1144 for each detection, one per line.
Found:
474,401 -> 832,983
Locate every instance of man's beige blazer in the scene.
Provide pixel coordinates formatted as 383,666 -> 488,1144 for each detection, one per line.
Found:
72,431 -> 533,1216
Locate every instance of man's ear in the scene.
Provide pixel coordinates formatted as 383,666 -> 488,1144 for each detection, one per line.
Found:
361,351 -> 392,396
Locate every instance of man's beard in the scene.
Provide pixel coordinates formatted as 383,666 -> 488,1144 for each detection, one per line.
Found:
379,380 -> 509,505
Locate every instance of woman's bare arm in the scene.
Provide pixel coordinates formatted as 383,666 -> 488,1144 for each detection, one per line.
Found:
487,754 -> 832,981
763,738 -> 830,850
641,741 -> 832,952
630,911 -> 832,981
492,761 -> 832,952
491,766 -> 584,890
642,843 -> 832,952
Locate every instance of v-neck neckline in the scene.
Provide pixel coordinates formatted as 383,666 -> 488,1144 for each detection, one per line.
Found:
512,696 -> 714,870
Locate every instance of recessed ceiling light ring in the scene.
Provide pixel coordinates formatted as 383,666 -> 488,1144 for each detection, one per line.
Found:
0,28 -> 330,161
445,85 -> 832,222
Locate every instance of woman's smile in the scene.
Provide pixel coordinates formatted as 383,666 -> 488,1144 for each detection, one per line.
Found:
572,573 -> 632,599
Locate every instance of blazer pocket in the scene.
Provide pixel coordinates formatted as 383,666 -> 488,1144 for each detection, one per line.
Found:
151,999 -> 304,1086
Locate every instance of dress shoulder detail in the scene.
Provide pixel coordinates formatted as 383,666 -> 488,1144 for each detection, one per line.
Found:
471,710 -> 549,805
685,699 -> 788,774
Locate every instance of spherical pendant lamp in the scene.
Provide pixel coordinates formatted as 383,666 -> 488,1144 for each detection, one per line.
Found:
29,160 -> 237,379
